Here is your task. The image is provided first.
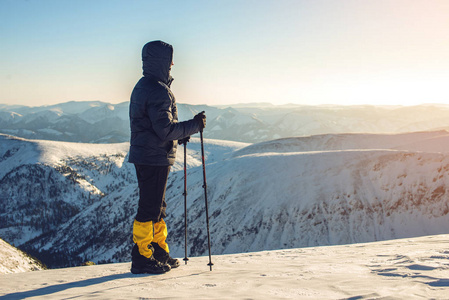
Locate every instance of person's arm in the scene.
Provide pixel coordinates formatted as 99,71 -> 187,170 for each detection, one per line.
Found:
148,90 -> 202,141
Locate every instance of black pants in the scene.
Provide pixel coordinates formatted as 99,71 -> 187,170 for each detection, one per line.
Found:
134,164 -> 171,223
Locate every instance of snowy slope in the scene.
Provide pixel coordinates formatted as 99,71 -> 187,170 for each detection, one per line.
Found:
0,134 -> 135,260
232,130 -> 449,156
0,134 -> 247,267
1,131 -> 449,269
0,238 -> 44,274
165,131 -> 449,259
1,234 -> 449,299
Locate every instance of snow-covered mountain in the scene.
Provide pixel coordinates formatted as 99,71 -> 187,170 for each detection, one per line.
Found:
166,130 -> 449,258
0,238 -> 44,274
0,133 -> 246,268
0,101 -> 130,143
3,101 -> 449,143
1,131 -> 449,269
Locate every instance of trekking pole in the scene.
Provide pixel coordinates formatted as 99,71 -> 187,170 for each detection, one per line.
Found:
183,141 -> 189,265
200,126 -> 213,271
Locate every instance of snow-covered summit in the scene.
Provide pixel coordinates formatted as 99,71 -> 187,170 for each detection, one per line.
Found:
232,130 -> 449,157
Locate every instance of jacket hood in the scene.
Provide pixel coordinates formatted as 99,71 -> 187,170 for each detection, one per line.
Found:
142,41 -> 173,85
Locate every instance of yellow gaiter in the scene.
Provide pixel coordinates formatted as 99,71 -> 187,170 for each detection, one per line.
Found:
132,220 -> 154,258
153,219 -> 169,253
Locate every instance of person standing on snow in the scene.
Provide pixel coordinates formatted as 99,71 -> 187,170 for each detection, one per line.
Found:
128,40 -> 206,274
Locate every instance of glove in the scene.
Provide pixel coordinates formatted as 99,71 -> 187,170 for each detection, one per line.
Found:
178,136 -> 190,145
194,111 -> 206,131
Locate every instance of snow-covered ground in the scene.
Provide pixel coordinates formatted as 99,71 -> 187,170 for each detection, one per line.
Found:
1,234 -> 448,299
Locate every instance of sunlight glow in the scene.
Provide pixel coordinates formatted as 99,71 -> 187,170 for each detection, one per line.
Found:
1,0 -> 449,106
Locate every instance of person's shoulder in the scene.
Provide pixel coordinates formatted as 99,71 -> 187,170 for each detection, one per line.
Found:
142,77 -> 171,91
135,77 -> 168,97
136,77 -> 160,89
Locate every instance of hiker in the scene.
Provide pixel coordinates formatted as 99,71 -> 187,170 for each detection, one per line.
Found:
128,40 -> 206,274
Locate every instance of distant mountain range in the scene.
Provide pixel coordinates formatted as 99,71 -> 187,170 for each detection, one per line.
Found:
2,101 -> 449,143
1,131 -> 449,268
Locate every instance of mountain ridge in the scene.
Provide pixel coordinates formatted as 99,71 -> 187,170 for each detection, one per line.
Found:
3,101 -> 449,143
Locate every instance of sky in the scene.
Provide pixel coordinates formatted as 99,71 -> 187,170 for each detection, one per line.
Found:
1,0 -> 449,107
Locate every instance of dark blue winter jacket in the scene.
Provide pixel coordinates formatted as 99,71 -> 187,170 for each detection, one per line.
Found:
128,41 -> 200,166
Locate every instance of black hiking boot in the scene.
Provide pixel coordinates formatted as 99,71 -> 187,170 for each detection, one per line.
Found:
151,242 -> 180,269
131,244 -> 171,274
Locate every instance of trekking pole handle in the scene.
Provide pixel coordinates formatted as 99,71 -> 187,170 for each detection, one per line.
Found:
198,111 -> 205,132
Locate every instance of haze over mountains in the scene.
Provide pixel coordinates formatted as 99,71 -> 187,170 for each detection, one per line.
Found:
1,130 -> 449,269
2,101 -> 449,143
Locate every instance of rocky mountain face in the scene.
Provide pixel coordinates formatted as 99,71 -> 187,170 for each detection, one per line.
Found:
2,101 -> 449,143
1,131 -> 449,268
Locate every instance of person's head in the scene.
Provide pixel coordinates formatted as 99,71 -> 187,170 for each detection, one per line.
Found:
141,41 -> 173,83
